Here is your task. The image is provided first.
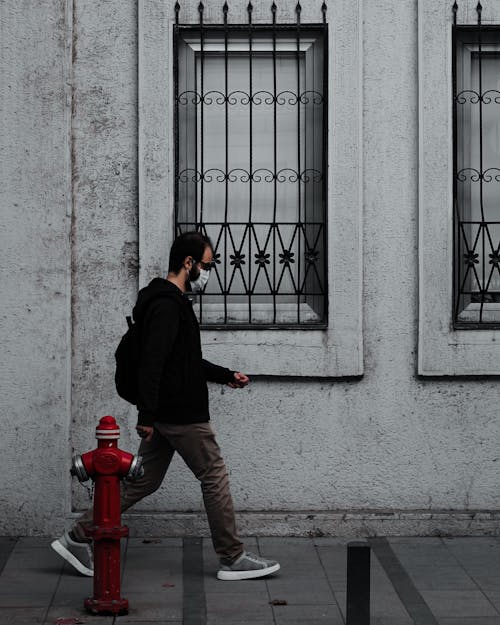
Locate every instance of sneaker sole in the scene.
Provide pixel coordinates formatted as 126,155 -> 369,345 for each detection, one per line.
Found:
51,539 -> 94,577
217,562 -> 280,581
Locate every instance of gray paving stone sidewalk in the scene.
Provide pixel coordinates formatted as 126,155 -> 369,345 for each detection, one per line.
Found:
2,536 -> 500,624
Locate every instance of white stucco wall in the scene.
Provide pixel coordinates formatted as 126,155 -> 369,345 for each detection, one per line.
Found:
2,0 -> 500,536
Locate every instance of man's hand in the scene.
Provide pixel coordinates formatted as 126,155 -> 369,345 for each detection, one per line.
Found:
227,371 -> 250,389
136,425 -> 154,442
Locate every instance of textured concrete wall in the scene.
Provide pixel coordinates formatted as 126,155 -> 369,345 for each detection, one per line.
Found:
69,0 -> 139,457
3,0 -> 500,536
0,0 -> 72,534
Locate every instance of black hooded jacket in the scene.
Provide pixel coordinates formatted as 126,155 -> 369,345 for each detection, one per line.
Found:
133,278 -> 234,426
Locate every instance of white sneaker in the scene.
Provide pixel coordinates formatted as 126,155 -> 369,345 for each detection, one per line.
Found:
51,531 -> 93,576
217,551 -> 280,581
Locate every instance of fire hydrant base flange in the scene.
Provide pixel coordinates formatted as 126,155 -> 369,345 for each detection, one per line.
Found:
86,525 -> 129,540
84,597 -> 129,616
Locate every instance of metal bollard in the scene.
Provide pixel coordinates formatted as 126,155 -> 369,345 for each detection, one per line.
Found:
346,541 -> 371,625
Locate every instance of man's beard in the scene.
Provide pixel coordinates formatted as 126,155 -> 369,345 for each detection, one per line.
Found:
186,265 -> 199,290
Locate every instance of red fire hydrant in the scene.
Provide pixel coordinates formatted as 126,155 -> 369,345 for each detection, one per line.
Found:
71,415 -> 143,616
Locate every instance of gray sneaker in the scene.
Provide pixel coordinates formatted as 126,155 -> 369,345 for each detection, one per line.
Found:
51,531 -> 93,576
217,551 -> 280,581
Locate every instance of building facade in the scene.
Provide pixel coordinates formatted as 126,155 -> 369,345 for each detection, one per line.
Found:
2,0 -> 500,536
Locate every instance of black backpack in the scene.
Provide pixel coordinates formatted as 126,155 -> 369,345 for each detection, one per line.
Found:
114,313 -> 143,405
114,291 -> 186,405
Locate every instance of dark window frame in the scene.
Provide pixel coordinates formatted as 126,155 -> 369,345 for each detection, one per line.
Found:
453,6 -> 500,329
173,7 -> 328,330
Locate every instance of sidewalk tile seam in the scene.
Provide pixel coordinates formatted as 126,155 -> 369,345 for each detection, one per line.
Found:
437,537 -> 500,618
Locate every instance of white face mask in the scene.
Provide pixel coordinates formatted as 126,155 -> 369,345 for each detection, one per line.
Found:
190,268 -> 211,292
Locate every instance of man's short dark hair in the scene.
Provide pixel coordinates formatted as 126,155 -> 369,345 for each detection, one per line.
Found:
168,231 -> 213,273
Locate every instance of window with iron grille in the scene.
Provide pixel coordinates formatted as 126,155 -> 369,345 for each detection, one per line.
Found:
418,0 -> 500,374
453,4 -> 500,327
174,3 -> 327,328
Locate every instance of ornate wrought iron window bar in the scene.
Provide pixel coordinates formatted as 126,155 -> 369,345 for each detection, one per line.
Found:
453,2 -> 500,328
174,2 -> 328,329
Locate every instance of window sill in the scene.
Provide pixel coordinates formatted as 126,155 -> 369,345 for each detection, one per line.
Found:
201,325 -> 361,377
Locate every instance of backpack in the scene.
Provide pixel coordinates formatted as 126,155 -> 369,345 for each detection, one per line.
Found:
114,314 -> 143,405
114,291 -> 187,405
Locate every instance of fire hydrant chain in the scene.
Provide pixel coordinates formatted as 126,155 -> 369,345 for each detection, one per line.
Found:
70,415 -> 143,616
84,482 -> 94,502
70,465 -> 93,501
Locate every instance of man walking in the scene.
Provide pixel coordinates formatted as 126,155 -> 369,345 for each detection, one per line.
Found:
52,231 -> 280,581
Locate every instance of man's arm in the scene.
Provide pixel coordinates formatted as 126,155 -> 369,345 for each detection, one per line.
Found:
201,359 -> 249,388
137,298 -> 180,427
201,358 -> 235,384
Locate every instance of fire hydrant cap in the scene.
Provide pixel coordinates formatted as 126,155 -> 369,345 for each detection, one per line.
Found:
96,415 -> 120,440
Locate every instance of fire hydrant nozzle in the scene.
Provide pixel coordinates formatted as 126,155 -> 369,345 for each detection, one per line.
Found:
126,455 -> 144,481
71,415 -> 141,616
70,455 -> 89,482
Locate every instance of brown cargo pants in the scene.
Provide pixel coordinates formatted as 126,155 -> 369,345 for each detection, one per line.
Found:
73,422 -> 244,565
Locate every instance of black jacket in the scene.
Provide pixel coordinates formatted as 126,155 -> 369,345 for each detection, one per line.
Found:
133,278 -> 234,426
